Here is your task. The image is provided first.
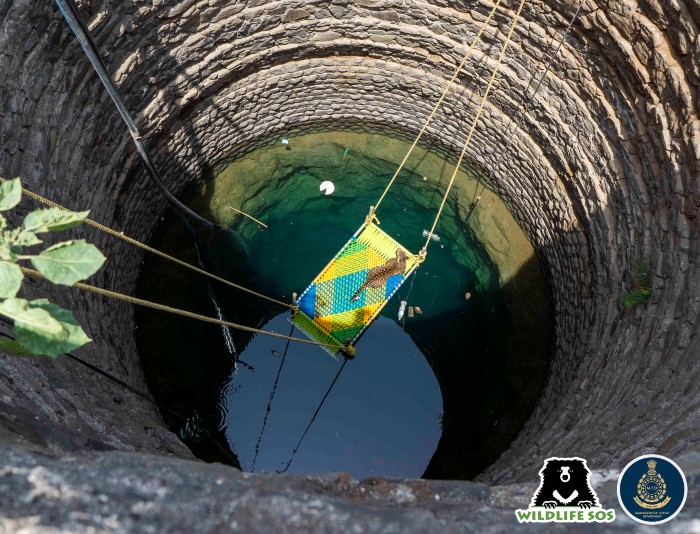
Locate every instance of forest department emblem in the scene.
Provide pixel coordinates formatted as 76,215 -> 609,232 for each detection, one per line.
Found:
634,460 -> 670,509
618,454 -> 687,525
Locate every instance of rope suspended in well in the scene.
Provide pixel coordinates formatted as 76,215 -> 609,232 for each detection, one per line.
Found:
422,0 -> 528,254
278,356 -> 349,473
20,267 -> 352,355
2,178 -> 295,311
469,0 -> 584,207
250,322 -> 296,472
369,0 -> 505,221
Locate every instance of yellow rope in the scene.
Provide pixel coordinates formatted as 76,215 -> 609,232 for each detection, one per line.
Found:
371,0 -> 505,218
1,178 -> 295,311
6,3 -> 523,358
423,0 -> 527,252
20,267 -> 351,355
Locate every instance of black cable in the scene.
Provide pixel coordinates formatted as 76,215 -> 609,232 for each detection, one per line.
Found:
278,356 -> 349,473
468,0 -> 585,209
0,319 -> 239,466
250,321 -> 296,472
49,1 -> 258,471
53,0 -> 225,231
62,350 -> 240,466
54,0 -> 256,374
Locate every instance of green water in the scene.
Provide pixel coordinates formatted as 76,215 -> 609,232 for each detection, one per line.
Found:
136,132 -> 550,479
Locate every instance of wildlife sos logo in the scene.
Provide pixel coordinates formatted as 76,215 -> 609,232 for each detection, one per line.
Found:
617,454 -> 687,525
515,457 -> 615,523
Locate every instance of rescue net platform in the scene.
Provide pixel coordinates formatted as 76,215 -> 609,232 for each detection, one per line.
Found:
292,223 -> 418,357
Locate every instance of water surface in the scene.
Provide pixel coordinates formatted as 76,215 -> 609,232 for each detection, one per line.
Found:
136,132 -> 544,479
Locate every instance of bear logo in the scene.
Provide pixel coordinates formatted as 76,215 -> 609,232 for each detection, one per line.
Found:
531,457 -> 600,509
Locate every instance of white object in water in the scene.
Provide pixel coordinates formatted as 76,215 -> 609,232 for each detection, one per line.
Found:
320,181 -> 335,195
280,137 -> 289,145
398,300 -> 407,320
422,229 -> 441,242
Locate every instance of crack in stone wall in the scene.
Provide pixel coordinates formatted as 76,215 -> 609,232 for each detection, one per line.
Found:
0,0 -> 698,492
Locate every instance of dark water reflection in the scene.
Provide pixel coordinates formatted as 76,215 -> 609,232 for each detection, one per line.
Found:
226,314 -> 441,478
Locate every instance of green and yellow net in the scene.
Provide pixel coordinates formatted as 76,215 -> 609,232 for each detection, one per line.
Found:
293,223 -> 418,357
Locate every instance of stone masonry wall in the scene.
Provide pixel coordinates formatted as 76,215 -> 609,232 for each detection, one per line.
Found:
0,0 -> 698,494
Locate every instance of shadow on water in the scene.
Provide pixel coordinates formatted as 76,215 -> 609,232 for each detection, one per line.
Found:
135,131 -> 551,480
421,253 -> 551,479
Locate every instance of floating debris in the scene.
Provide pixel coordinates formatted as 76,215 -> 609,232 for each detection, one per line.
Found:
398,300 -> 407,320
225,205 -> 268,228
320,181 -> 335,195
422,229 -> 440,242
465,292 -> 472,300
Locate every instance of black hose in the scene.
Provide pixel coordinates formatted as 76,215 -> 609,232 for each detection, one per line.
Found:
54,0 -> 225,231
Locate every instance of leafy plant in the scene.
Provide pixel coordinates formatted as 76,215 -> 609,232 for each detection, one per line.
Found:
619,260 -> 652,309
0,178 -> 105,356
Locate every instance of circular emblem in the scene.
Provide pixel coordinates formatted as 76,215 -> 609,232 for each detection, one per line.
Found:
617,455 -> 687,525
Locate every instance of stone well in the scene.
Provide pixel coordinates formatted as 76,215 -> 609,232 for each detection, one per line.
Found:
0,0 -> 698,530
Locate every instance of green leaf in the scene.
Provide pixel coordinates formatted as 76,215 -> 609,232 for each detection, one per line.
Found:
30,240 -> 106,285
16,230 -> 41,247
619,289 -> 649,308
0,298 -> 63,345
13,299 -> 91,356
0,336 -> 34,356
0,261 -> 23,298
22,208 -> 90,233
0,299 -> 89,357
0,178 -> 22,211
0,243 -> 14,262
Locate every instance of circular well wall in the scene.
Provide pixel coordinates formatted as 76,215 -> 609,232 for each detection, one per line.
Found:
0,0 -> 697,484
